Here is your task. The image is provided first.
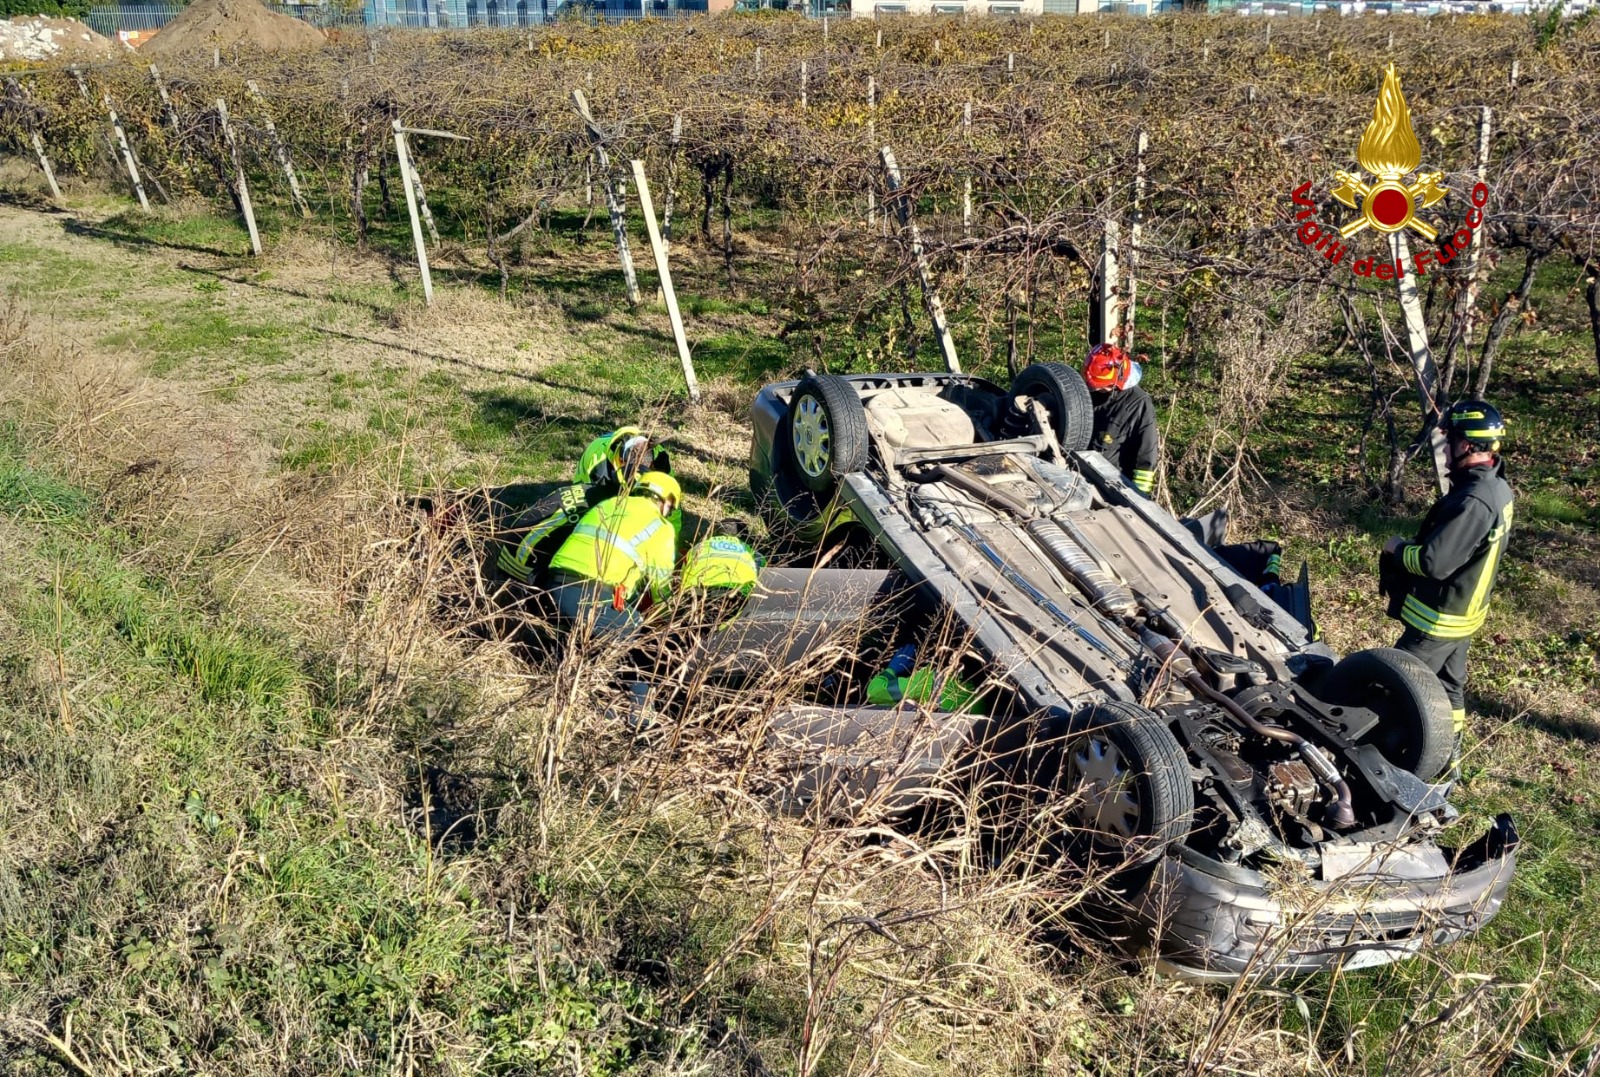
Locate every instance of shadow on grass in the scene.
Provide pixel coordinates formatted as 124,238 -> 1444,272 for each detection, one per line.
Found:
63,215 -> 242,260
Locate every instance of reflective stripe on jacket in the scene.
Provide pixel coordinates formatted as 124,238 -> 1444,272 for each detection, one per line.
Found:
1395,459 -> 1515,640
1090,385 -> 1159,494
548,494 -> 677,602
494,484 -> 593,583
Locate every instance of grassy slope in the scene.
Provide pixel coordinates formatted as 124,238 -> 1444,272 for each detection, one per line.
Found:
0,168 -> 1595,1075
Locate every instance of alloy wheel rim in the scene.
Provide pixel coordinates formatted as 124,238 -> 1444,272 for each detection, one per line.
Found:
793,394 -> 832,479
1067,735 -> 1141,839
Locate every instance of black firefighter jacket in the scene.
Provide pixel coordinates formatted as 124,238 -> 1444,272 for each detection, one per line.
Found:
1090,386 -> 1159,494
1392,458 -> 1515,640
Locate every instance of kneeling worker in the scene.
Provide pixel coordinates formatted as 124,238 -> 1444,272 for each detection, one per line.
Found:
1381,400 -> 1514,737
547,471 -> 681,639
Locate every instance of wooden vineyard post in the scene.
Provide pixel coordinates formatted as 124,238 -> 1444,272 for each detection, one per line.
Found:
6,79 -> 61,204
630,160 -> 700,405
875,27 -> 882,51
662,112 -> 682,249
216,99 -> 261,255
572,89 -> 642,308
392,120 -> 431,303
246,80 -> 310,218
880,146 -> 961,375
105,93 -> 150,212
1389,231 -> 1451,494
1091,218 -> 1120,348
1126,128 -> 1147,349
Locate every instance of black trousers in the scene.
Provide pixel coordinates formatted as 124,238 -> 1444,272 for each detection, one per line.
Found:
1395,627 -> 1470,716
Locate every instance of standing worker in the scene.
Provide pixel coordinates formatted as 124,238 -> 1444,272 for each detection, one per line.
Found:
1083,343 -> 1159,496
547,471 -> 682,639
1381,400 -> 1514,739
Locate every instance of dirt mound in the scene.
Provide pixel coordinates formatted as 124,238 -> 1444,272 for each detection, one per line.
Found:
0,15 -> 117,62
143,0 -> 324,57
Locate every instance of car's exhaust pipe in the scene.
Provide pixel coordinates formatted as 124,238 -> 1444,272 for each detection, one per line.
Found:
1143,632 -> 1357,830
1025,518 -> 1137,618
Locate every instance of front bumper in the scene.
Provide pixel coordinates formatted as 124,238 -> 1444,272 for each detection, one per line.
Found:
1143,813 -> 1519,980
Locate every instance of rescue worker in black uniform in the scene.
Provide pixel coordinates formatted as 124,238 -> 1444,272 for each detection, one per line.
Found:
1381,399 -> 1514,739
1083,343 -> 1159,495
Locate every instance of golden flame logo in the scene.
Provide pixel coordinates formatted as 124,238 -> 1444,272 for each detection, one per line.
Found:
1357,65 -> 1423,180
1331,64 -> 1446,241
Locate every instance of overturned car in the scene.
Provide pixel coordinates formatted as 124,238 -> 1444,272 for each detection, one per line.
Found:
725,364 -> 1517,980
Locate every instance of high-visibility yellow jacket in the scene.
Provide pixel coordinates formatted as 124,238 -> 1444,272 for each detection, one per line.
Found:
548,494 -> 676,603
574,426 -> 643,486
682,536 -> 761,594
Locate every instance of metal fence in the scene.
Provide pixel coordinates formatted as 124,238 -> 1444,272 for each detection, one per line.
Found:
85,0 -> 731,36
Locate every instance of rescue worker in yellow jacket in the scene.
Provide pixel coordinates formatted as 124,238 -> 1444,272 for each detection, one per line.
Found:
575,426 -> 652,487
547,471 -> 681,638
866,645 -> 985,713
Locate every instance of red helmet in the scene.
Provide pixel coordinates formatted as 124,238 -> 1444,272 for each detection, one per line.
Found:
1085,343 -> 1135,391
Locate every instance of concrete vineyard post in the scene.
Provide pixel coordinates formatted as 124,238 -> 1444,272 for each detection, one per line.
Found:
572,89 -> 641,308
867,77 -> 877,226
1458,106 -> 1492,354
1093,219 -> 1120,349
391,120 -> 431,303
246,80 -> 310,219
1127,128 -> 1147,350
1389,231 -> 1452,494
800,60 -> 808,110
6,79 -> 61,204
30,130 -> 62,203
663,112 -> 682,249
961,100 -> 972,241
105,94 -> 150,212
630,160 -> 700,405
881,146 -> 961,375
217,99 -> 261,256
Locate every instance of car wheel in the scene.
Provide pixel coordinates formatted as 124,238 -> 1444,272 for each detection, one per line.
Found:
1321,648 -> 1455,782
1011,362 -> 1094,452
787,373 -> 870,498
1052,701 -> 1194,864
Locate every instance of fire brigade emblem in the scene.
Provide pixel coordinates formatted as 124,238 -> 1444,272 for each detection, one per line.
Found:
1331,64 -> 1448,242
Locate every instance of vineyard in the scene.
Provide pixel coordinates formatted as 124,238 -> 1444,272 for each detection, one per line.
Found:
2,8 -> 1600,1076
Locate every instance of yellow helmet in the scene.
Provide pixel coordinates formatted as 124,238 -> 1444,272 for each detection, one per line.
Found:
637,471 -> 680,513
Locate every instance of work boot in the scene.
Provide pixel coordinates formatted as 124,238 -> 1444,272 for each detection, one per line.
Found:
1443,733 -> 1463,787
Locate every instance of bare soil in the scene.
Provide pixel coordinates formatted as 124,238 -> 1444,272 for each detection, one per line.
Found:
142,0 -> 324,58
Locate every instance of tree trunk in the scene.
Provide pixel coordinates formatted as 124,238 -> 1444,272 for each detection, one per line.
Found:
1473,248 -> 1542,400
1585,261 -> 1600,392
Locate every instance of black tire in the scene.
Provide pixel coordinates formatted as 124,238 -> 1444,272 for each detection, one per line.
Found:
1321,647 -> 1455,782
1011,362 -> 1094,452
787,373 -> 870,498
1035,701 -> 1194,865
